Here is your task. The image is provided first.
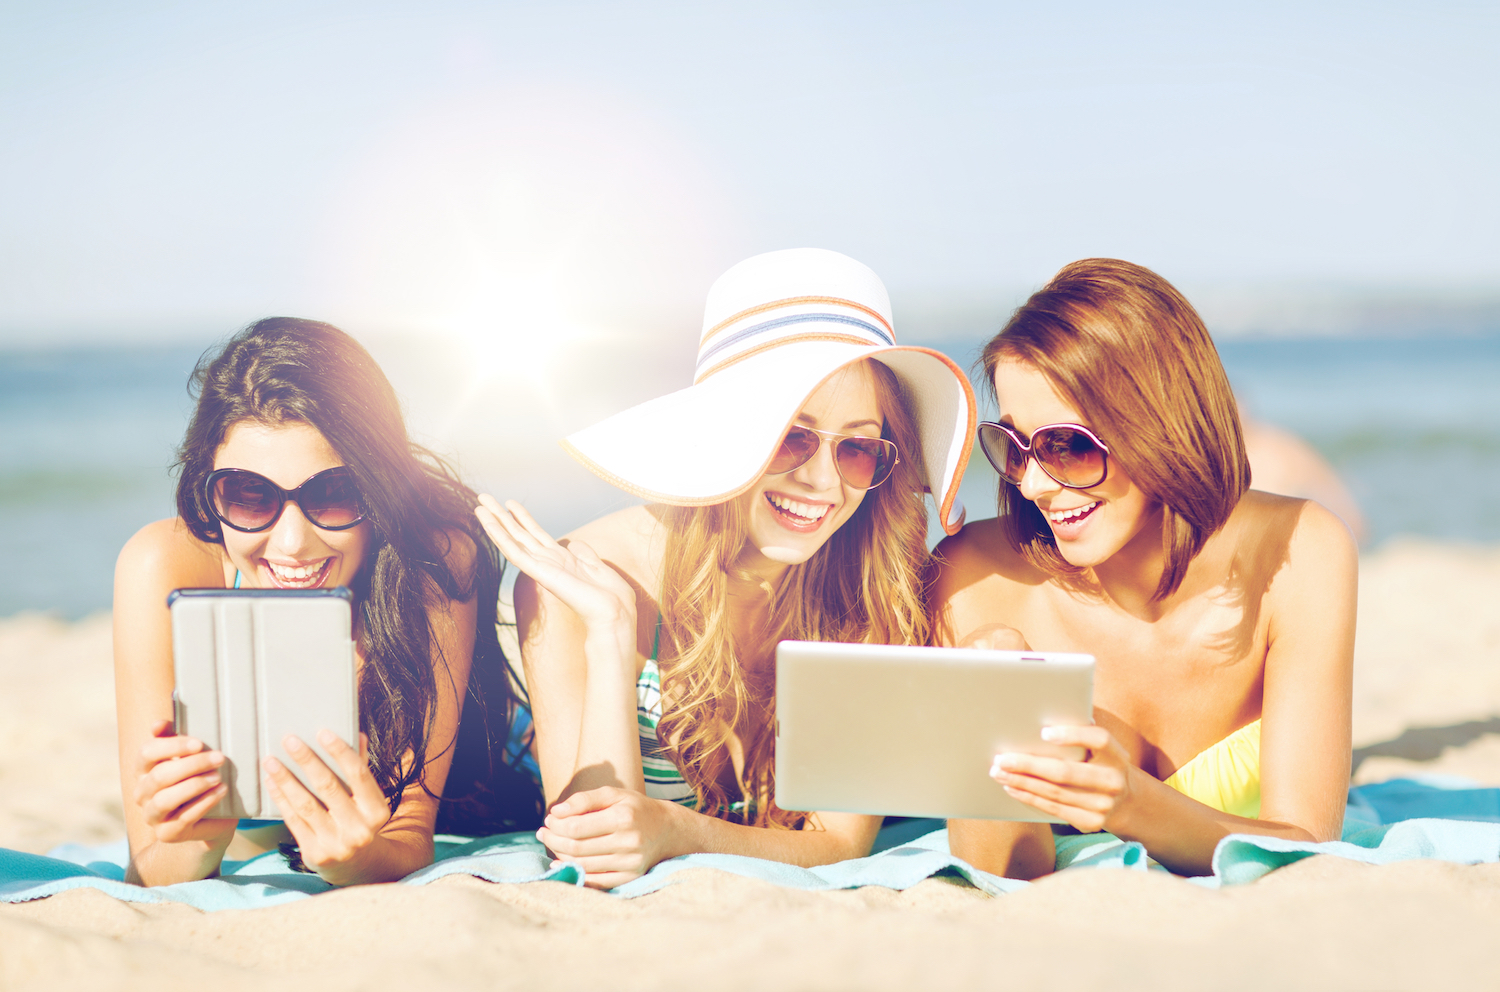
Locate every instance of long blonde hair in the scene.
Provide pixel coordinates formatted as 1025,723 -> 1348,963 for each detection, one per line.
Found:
656,360 -> 931,829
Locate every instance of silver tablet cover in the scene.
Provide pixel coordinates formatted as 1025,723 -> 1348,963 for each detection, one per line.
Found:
170,589 -> 358,820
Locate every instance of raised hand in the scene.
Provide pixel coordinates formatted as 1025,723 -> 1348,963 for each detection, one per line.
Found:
475,496 -> 637,640
262,730 -> 393,886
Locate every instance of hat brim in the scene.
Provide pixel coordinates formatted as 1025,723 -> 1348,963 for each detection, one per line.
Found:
561,339 -> 976,535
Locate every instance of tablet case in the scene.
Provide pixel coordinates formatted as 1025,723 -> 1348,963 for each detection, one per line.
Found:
169,588 -> 358,820
774,640 -> 1095,822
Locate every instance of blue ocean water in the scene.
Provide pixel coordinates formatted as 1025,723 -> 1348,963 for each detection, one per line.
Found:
2,333 -> 1498,618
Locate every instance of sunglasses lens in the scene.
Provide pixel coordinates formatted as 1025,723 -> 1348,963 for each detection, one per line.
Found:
834,437 -> 895,490
978,425 -> 1028,484
210,473 -> 280,531
1034,427 -> 1106,487
768,427 -> 821,475
299,469 -> 365,529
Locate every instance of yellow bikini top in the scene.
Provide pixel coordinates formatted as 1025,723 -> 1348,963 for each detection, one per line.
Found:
1160,719 -> 1261,819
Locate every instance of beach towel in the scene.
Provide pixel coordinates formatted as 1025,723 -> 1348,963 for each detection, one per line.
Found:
4,778 -> 1498,909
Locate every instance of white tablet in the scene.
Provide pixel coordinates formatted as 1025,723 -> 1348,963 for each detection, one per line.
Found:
774,640 -> 1095,822
169,588 -> 359,820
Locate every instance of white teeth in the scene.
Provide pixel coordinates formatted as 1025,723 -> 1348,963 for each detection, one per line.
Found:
767,493 -> 830,521
1047,501 -> 1100,523
267,560 -> 327,583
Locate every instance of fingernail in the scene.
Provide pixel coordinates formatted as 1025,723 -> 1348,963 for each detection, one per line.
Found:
208,752 -> 225,765
535,829 -> 545,841
994,753 -> 1018,771
317,729 -> 335,747
284,735 -> 305,753
1041,726 -> 1061,741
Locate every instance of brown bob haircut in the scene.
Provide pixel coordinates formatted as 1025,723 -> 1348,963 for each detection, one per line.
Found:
979,258 -> 1250,601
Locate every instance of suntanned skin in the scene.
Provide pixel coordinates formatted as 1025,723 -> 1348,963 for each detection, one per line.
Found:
938,361 -> 1357,878
113,422 -> 476,887
476,365 -> 889,889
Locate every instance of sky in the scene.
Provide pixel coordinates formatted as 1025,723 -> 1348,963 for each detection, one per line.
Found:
2,1 -> 1498,347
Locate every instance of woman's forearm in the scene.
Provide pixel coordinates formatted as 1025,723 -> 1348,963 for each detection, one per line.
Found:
1110,773 -> 1322,876
125,834 -> 232,886
671,811 -> 880,868
564,628 -> 645,799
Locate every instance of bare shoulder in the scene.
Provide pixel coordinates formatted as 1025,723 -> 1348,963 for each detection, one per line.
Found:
116,517 -> 224,589
1225,491 -> 1357,607
930,517 -> 1041,603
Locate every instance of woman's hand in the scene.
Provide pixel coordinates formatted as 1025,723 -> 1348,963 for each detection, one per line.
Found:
958,623 -> 1032,651
537,786 -> 689,890
476,497 -> 636,656
990,725 -> 1138,834
133,718 -> 238,848
262,730 -> 393,886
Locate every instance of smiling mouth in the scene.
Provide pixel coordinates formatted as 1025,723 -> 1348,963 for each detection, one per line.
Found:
765,492 -> 832,530
262,558 -> 334,589
1046,501 -> 1101,526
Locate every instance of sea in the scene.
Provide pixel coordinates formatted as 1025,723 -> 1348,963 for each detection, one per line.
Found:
3,331 -> 1499,618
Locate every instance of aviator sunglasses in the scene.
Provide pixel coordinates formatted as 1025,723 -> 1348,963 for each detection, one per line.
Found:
205,466 -> 367,533
767,426 -> 900,491
977,421 -> 1111,490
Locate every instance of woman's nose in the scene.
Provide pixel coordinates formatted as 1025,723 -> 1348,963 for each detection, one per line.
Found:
791,438 -> 841,492
1016,454 -> 1061,503
267,501 -> 319,555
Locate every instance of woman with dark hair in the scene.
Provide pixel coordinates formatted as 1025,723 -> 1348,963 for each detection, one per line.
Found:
934,259 -> 1357,878
113,317 -> 541,887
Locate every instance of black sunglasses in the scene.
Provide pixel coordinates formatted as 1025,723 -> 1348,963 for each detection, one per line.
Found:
205,466 -> 367,533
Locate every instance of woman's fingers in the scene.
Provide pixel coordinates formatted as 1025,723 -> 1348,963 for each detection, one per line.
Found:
141,771 -> 225,824
547,787 -> 623,820
538,821 -> 640,857
1039,724 -> 1113,751
999,781 -> 1102,829
479,496 -> 555,559
279,735 -> 361,829
263,755 -> 331,827
317,729 -> 391,823
156,783 -> 232,837
140,734 -> 209,765
502,499 -> 565,550
993,752 -> 1122,792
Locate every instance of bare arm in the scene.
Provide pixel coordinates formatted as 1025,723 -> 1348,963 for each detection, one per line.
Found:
115,520 -> 240,884
264,530 -> 480,885
989,502 -> 1358,875
928,527 -> 1058,880
480,499 -> 881,888
477,498 -> 644,805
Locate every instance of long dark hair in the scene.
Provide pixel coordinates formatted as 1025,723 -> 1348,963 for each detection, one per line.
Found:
175,317 -> 543,852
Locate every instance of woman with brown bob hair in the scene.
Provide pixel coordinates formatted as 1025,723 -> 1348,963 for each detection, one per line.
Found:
934,258 -> 1357,878
477,249 -> 976,888
113,318 -> 542,887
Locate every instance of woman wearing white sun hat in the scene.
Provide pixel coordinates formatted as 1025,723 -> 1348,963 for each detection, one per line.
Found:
476,247 -> 975,888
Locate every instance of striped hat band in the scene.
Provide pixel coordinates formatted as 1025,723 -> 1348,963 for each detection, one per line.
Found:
694,295 -> 895,384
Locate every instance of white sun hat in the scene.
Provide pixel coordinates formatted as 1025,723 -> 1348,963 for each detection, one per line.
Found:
561,248 -> 977,534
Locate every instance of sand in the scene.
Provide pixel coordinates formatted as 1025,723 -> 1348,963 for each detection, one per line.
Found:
4,538 -> 1500,991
